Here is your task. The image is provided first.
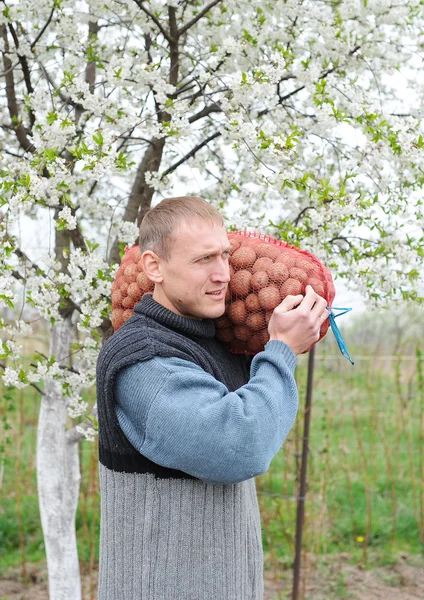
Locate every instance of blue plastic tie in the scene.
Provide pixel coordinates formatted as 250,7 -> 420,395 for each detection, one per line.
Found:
326,307 -> 354,365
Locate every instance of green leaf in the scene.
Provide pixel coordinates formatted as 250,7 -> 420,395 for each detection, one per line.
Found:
92,131 -> 104,146
86,240 -> 100,252
47,111 -> 58,125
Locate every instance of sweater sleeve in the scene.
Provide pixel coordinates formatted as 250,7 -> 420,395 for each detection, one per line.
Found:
115,340 -> 298,484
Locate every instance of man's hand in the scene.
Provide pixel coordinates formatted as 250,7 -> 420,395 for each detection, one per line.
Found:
267,285 -> 328,355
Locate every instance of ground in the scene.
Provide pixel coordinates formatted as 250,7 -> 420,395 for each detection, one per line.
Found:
0,556 -> 423,600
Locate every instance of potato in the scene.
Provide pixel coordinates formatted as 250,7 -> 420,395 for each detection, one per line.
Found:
229,239 -> 241,253
289,267 -> 308,284
258,286 -> 281,310
136,271 -> 152,292
249,329 -> 269,350
267,263 -> 289,284
308,277 -> 325,297
128,282 -> 143,300
251,270 -> 269,291
252,257 -> 273,273
234,325 -> 252,342
245,293 -> 261,312
275,253 -> 296,269
124,264 -> 138,283
123,309 -> 134,322
228,300 -> 247,325
296,258 -> 315,275
230,246 -> 256,269
111,309 -> 124,330
122,296 -> 135,309
120,281 -> 130,296
309,266 -> 322,279
246,312 -> 266,330
255,244 -> 279,260
215,315 -> 232,329
112,290 -> 123,308
248,336 -> 264,353
230,269 -> 252,297
280,278 -> 303,297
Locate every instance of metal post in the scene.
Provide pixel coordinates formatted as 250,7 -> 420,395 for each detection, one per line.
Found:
292,344 -> 316,600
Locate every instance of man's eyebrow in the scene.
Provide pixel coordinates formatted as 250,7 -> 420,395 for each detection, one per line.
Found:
192,246 -> 232,258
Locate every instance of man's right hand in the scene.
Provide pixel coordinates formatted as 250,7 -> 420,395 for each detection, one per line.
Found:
267,285 -> 328,355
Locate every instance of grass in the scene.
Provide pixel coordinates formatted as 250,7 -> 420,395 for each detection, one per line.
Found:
257,338 -> 423,575
0,336 -> 423,587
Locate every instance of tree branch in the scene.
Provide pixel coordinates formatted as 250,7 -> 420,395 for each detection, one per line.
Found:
76,20 -> 99,122
7,23 -> 35,104
0,24 -> 34,152
0,362 -> 45,395
293,205 -> 315,227
178,0 -> 223,36
31,6 -> 55,49
133,0 -> 172,42
37,59 -> 83,111
258,45 -> 361,119
13,247 -> 83,315
188,102 -> 221,123
161,131 -> 221,179
168,6 -> 179,87
108,138 -> 166,265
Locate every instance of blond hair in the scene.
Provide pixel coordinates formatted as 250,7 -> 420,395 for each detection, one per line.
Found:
139,196 -> 224,261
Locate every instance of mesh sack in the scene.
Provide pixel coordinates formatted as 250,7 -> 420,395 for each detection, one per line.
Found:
110,233 -> 335,353
110,245 -> 154,331
215,231 -> 335,355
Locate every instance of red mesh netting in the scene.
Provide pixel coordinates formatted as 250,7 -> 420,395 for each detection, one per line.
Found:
110,245 -> 154,331
216,231 -> 335,354
110,231 -> 335,356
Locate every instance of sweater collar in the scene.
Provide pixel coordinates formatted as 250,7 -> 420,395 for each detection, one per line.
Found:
133,293 -> 216,339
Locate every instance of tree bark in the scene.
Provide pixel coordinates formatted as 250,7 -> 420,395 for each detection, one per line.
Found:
36,318 -> 82,600
108,137 -> 166,265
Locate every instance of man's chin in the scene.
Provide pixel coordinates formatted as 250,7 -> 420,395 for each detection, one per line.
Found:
208,303 -> 226,319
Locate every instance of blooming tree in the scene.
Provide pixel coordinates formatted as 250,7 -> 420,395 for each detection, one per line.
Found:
1,0 -> 423,597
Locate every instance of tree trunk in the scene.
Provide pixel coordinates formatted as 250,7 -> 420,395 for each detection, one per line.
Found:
36,318 -> 82,600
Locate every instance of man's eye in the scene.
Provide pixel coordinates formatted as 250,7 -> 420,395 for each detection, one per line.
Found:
200,256 -> 210,261
222,251 -> 229,259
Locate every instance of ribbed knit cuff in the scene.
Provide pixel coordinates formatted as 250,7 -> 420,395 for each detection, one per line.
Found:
264,339 -> 297,371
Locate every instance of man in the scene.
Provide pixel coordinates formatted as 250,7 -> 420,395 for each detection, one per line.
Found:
96,196 -> 328,600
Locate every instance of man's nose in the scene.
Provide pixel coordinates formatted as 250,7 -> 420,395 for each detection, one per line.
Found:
211,257 -> 230,282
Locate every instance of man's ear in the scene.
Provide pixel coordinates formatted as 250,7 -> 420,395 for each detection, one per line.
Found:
141,250 -> 164,284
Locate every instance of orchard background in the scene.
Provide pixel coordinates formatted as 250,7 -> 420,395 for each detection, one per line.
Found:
0,1 -> 423,598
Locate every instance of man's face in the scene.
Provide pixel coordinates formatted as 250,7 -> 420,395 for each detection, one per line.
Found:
152,219 -> 231,320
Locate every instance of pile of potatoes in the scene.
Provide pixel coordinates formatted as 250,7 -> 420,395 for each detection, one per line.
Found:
110,245 -> 154,331
215,232 -> 335,354
110,232 -> 335,356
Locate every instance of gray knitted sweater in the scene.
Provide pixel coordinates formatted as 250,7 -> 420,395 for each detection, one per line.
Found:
96,295 -> 297,600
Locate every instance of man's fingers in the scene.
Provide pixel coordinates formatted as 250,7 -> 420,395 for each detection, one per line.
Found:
273,286 -> 328,321
276,293 -> 304,313
298,285 -> 321,311
302,284 -> 327,316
